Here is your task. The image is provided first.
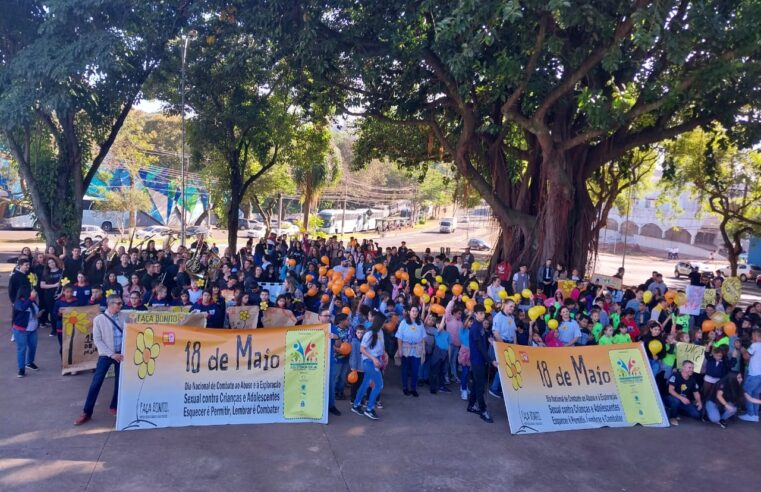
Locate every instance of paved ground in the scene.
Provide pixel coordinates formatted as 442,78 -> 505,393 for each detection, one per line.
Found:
1,294 -> 761,492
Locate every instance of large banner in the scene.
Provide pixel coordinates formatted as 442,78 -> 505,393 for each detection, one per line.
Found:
61,305 -> 102,375
116,323 -> 329,430
495,342 -> 668,434
125,310 -> 207,327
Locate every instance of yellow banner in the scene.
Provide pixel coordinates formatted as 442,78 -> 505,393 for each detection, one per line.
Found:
495,342 -> 668,434
125,311 -> 207,327
116,323 -> 329,430
60,305 -> 102,375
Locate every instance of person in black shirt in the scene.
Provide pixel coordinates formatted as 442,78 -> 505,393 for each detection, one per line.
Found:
441,258 -> 461,286
667,360 -> 703,425
688,266 -> 702,286
62,248 -> 83,284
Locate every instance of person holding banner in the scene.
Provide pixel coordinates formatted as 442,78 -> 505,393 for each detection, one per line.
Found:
75,295 -> 125,425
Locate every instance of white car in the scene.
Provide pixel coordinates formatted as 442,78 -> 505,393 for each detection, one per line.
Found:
439,218 -> 457,233
241,222 -> 266,239
79,225 -> 106,242
271,220 -> 300,236
135,225 -> 173,239
719,263 -> 761,282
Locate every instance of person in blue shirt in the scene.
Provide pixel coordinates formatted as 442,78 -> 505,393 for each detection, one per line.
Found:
429,315 -> 451,394
193,291 -> 223,328
556,307 -> 581,346
12,285 -> 40,377
467,305 -> 493,423
72,272 -> 92,306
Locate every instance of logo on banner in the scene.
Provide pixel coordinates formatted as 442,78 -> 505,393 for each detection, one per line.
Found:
290,339 -> 319,367
613,357 -> 643,380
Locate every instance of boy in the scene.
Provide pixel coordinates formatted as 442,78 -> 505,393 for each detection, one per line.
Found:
739,329 -> 761,422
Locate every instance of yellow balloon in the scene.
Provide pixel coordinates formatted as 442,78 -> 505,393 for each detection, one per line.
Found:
421,278 -> 428,285
548,319 -> 559,330
435,275 -> 443,283
512,294 -> 522,303
498,290 -> 508,300
422,294 -> 430,304
537,305 -> 546,316
462,295 -> 470,302
469,281 -> 479,291
528,307 -> 540,321
521,289 -> 532,299
472,262 -> 481,271
484,297 -> 494,305
485,305 -> 492,313
642,290 -> 653,304
675,292 -> 687,306
438,284 -> 447,293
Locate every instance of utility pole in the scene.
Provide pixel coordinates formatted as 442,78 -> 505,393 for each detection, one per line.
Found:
179,30 -> 196,247
341,182 -> 347,237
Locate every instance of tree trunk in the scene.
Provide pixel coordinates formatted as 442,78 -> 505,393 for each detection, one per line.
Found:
227,192 -> 241,256
303,191 -> 313,233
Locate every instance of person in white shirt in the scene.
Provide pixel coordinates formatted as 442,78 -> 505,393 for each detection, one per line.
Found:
739,329 -> 761,422
75,295 -> 125,425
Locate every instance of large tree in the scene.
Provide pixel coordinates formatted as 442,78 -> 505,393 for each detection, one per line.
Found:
0,0 -> 191,246
260,0 -> 761,273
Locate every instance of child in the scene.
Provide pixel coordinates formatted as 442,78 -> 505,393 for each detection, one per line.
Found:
590,309 -> 603,342
702,347 -> 731,400
544,326 -> 564,347
661,332 -> 677,381
429,315 -> 451,394
598,325 -> 615,345
612,323 -> 632,344
458,317 -> 472,400
349,324 -> 366,403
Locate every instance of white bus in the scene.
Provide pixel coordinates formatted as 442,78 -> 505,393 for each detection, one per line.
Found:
317,209 -> 371,234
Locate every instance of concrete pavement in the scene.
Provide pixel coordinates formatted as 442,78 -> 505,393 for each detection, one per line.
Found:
1,295 -> 761,492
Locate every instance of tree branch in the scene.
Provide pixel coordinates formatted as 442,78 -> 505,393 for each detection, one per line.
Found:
501,14 -> 549,115
240,143 -> 279,198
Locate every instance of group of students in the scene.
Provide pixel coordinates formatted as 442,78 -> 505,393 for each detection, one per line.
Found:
7,233 -> 761,430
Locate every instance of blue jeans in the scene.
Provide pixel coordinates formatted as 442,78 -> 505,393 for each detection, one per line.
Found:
328,358 -> 337,408
743,374 -> 761,417
13,329 -> 37,371
333,358 -> 349,397
666,395 -> 701,420
460,366 -> 470,391
83,355 -> 120,416
490,372 -> 502,395
705,400 -> 737,423
401,356 -> 421,391
353,359 -> 383,411
448,344 -> 459,379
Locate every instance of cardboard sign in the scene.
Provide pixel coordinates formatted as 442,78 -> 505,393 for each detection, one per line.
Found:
682,286 -> 705,316
590,273 -> 622,290
227,306 -> 260,329
262,307 -> 297,327
302,311 -> 320,325
125,311 -> 207,327
676,342 -> 706,373
60,305 -> 102,375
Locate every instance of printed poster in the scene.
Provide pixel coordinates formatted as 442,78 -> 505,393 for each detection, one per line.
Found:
116,323 -> 329,430
682,286 -> 705,316
227,306 -> 260,329
495,342 -> 668,434
60,305 -> 102,375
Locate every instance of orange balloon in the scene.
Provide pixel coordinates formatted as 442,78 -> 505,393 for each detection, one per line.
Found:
359,283 -> 370,293
723,321 -> 737,337
332,285 -> 342,295
319,266 -> 327,277
374,263 -> 384,272
401,272 -> 409,281
452,284 -> 463,296
701,319 -> 715,333
307,287 -> 318,297
395,270 -> 403,279
466,300 -> 476,311
367,275 -> 378,284
341,306 -> 351,315
332,271 -> 342,281
366,289 -> 376,299
430,304 -> 446,315
320,294 -> 330,303
413,285 -> 424,297
339,342 -> 352,356
288,258 -> 296,267
344,288 -> 355,298
347,370 -> 358,384
305,274 -> 314,283
321,256 -> 330,265
665,290 -> 676,302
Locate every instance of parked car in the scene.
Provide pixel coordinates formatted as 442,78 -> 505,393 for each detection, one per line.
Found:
271,220 -> 300,236
467,238 -> 490,251
184,225 -> 209,237
674,261 -> 713,279
135,225 -> 173,239
439,217 -> 457,233
720,263 -> 761,282
241,223 -> 266,239
79,225 -> 106,242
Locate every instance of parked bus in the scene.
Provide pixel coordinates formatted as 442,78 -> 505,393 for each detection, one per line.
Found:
317,209 -> 371,234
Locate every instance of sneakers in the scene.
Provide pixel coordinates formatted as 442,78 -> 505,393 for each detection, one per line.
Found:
439,386 -> 452,393
669,418 -> 679,426
350,404 -> 363,416
17,370 -> 25,378
738,414 -> 759,422
26,362 -> 39,371
363,409 -> 379,420
466,405 -> 481,414
488,390 -> 502,399
329,406 -> 342,416
460,389 -> 468,400
480,411 -> 494,423
717,420 -> 727,429
375,401 -> 384,409
74,413 -> 91,426
410,390 -> 419,398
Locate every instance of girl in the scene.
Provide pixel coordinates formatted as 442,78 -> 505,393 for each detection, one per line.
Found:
72,272 -> 92,306
351,312 -> 387,420
661,332 -> 677,380
349,325 -> 366,402
103,272 -> 124,300
173,290 -> 193,308
702,347 -> 731,400
705,372 -> 761,428
12,286 -> 40,377
598,325 -> 616,345
612,323 -> 632,344
395,306 -> 425,397
87,258 -> 107,287
458,316 -> 472,400
193,291 -> 223,328
124,274 -> 144,304
40,256 -> 63,332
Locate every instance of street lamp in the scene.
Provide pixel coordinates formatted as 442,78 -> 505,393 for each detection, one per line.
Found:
180,29 -> 197,248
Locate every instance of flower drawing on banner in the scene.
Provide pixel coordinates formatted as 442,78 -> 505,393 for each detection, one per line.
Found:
134,327 -> 161,379
239,309 -> 250,321
64,310 -> 90,337
503,347 -> 523,391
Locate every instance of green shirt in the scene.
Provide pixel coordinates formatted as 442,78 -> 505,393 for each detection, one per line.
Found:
610,312 -> 621,329
612,333 -> 631,344
591,322 -> 603,341
672,314 -> 690,333
598,335 -> 615,345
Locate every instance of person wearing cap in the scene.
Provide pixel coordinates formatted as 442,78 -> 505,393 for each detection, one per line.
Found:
75,295 -> 125,425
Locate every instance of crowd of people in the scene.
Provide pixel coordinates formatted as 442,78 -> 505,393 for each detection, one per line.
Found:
7,231 -> 761,428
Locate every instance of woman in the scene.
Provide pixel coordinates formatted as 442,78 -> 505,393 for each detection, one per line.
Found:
145,240 -> 158,260
12,285 -> 40,377
102,272 -> 124,300
351,312 -> 387,420
124,273 -> 144,304
706,372 -> 761,428
556,306 -> 581,347
73,272 -> 92,306
87,258 -> 107,287
486,276 -> 506,304
395,306 -> 425,397
125,291 -> 148,311
40,256 -> 63,331
193,291 -> 224,328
